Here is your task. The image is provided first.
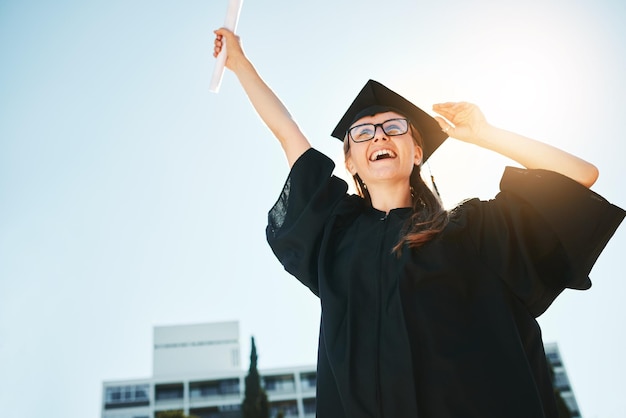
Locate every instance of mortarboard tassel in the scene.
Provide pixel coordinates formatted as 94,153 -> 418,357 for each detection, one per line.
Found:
426,162 -> 442,201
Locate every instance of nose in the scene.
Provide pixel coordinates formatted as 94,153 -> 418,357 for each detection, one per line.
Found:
373,125 -> 388,142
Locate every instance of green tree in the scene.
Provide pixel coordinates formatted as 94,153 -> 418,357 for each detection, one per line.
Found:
242,336 -> 269,418
155,411 -> 198,418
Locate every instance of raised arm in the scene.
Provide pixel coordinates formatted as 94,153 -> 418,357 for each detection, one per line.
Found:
432,102 -> 599,188
213,28 -> 311,167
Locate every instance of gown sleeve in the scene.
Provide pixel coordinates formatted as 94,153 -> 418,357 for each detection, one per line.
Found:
459,166 -> 625,317
266,148 -> 349,296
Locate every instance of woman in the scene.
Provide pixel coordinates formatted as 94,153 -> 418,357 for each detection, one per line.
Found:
213,28 -> 624,418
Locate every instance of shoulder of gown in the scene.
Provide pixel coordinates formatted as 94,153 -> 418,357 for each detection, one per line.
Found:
447,166 -> 625,316
266,148 -> 358,296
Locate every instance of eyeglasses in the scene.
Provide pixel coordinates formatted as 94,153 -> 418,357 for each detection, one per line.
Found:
348,118 -> 409,143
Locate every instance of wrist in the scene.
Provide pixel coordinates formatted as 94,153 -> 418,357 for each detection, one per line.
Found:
231,55 -> 254,76
475,123 -> 501,147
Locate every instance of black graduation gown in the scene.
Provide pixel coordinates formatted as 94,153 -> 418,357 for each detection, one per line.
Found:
266,148 -> 625,418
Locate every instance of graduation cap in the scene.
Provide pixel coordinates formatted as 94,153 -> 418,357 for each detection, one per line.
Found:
331,79 -> 448,162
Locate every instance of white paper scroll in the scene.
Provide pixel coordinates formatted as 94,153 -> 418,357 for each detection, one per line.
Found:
209,0 -> 244,93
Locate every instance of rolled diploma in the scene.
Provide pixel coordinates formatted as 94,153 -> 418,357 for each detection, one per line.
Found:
209,0 -> 244,93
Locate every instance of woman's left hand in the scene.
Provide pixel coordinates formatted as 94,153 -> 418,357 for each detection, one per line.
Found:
432,102 -> 490,146
433,101 -> 599,187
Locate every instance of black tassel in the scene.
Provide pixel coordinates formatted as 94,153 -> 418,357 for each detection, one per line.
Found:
427,163 -> 442,201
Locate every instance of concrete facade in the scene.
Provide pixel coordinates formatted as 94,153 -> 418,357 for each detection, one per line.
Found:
101,321 -> 315,418
102,321 -> 580,418
545,342 -> 582,418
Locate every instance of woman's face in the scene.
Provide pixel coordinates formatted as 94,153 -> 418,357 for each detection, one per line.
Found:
345,111 -> 423,186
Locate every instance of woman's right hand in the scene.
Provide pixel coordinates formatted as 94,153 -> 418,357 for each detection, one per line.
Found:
213,28 -> 246,71
212,27 -> 312,166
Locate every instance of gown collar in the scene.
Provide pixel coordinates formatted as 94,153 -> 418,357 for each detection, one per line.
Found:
366,206 -> 413,220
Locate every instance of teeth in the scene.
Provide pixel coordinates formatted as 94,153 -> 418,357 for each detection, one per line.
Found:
370,149 -> 396,161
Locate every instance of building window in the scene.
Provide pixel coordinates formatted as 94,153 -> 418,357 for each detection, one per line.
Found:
269,400 -> 298,418
104,384 -> 150,409
135,386 -> 149,401
303,398 -> 316,414
263,374 -> 295,393
545,351 -> 562,367
553,371 -> 571,391
231,348 -> 240,368
219,379 -> 240,395
155,383 -> 184,401
300,372 -> 316,390
190,378 -> 240,399
155,410 -> 183,418
190,404 -> 242,418
561,392 -> 580,417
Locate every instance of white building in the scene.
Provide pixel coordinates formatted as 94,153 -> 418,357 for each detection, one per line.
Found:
544,342 -> 581,418
102,321 -> 580,418
101,321 -> 316,418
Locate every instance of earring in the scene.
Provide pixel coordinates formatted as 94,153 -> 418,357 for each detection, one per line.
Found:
410,186 -> 415,199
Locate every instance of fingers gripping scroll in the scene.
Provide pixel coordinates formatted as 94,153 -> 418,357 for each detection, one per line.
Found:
210,0 -> 244,93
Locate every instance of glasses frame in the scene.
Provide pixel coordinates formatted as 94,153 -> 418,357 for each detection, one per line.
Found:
348,118 -> 410,143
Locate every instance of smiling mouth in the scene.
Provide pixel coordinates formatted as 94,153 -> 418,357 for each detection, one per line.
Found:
370,149 -> 397,161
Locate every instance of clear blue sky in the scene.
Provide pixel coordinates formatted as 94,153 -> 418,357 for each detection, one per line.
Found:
1,0 -> 625,416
